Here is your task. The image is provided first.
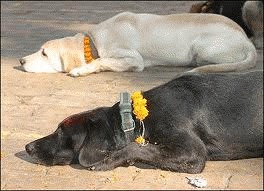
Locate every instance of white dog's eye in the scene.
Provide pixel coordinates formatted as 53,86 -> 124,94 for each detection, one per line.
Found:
41,49 -> 48,57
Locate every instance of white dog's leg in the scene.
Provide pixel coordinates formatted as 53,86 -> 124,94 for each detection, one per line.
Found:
188,51 -> 257,73
187,34 -> 257,73
69,63 -> 99,77
189,46 -> 256,73
69,50 -> 144,77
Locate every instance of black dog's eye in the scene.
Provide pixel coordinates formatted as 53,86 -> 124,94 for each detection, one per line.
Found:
41,49 -> 48,57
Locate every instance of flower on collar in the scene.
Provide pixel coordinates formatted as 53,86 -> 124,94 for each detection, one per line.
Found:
135,136 -> 146,145
131,91 -> 149,146
84,36 -> 94,63
131,91 -> 149,121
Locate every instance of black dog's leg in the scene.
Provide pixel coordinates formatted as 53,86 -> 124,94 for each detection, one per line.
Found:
90,136 -> 207,174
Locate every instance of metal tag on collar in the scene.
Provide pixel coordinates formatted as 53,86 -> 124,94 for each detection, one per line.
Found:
119,92 -> 135,132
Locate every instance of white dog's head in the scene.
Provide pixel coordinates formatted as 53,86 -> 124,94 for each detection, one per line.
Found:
19,33 -> 85,73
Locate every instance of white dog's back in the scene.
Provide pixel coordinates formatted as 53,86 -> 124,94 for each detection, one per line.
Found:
92,12 -> 255,68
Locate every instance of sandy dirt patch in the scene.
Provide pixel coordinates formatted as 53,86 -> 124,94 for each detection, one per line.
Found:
1,1 -> 263,190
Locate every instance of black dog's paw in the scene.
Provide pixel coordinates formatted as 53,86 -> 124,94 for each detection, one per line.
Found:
90,164 -> 113,171
86,160 -> 114,171
126,159 -> 135,166
87,166 -> 96,171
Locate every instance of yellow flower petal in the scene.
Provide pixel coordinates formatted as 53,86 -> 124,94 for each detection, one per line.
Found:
84,37 -> 90,44
84,52 -> 91,57
131,91 -> 149,121
133,98 -> 147,107
87,55 -> 93,60
84,47 -> 91,52
131,91 -> 143,100
135,136 -> 145,144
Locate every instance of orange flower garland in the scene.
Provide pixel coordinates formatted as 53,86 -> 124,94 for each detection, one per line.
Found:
83,36 -> 94,63
131,91 -> 149,145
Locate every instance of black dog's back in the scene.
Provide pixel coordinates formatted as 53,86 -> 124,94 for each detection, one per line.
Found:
199,71 -> 263,160
145,71 -> 263,160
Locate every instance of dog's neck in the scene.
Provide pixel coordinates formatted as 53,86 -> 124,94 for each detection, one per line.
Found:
83,33 -> 99,64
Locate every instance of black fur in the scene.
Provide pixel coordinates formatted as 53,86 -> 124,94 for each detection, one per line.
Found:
213,1 -> 252,37
191,1 -> 253,37
25,71 -> 263,173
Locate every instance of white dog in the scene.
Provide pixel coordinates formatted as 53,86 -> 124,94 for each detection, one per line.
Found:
20,12 -> 257,77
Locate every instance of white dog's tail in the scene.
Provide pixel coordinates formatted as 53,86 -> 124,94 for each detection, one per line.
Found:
188,45 -> 257,73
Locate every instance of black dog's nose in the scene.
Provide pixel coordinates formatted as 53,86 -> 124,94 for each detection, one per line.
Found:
25,143 -> 34,155
19,58 -> 26,66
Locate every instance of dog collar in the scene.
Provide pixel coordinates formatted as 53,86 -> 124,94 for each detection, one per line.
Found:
119,92 -> 149,145
119,92 -> 135,142
83,33 -> 99,64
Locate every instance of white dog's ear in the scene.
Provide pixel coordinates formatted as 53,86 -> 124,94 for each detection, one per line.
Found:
60,51 -> 82,72
74,33 -> 84,39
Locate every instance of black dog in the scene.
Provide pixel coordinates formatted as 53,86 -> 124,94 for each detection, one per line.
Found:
190,1 -> 263,49
25,71 -> 263,173
190,1 -> 252,37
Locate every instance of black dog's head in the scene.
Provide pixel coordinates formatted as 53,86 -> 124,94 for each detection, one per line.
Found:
25,106 -> 123,167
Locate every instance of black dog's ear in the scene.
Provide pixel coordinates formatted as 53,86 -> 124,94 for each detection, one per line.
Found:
78,139 -> 106,168
78,112 -> 112,168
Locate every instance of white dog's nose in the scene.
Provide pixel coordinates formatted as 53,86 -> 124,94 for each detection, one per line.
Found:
19,58 -> 26,65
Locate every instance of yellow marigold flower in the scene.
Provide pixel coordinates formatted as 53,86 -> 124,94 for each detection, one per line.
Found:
133,106 -> 141,116
84,52 -> 90,57
83,37 -> 95,64
85,47 -> 91,51
133,105 -> 148,121
131,91 -> 149,121
88,55 -> 93,59
84,37 -> 90,44
131,91 -> 149,145
135,136 -> 145,144
137,109 -> 148,121
133,98 -> 147,107
131,91 -> 143,100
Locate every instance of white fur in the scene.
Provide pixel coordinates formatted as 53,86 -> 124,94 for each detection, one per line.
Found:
22,49 -> 63,73
21,12 -> 257,76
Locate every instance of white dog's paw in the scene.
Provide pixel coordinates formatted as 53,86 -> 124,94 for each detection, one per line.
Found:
69,65 -> 98,77
69,68 -> 83,77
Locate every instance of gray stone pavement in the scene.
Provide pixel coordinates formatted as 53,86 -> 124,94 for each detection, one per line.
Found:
1,1 -> 263,190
